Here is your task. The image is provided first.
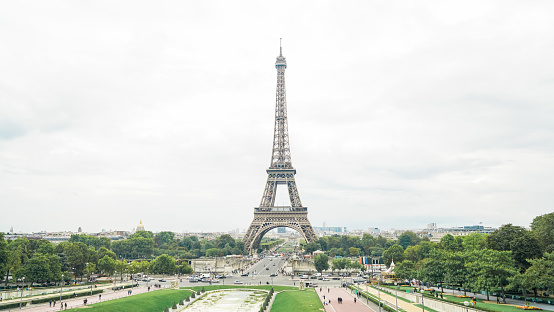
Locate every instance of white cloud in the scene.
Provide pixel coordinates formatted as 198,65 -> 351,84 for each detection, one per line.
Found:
1,0 -> 553,233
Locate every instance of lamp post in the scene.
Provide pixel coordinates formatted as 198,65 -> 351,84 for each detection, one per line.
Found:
395,282 -> 398,312
60,274 -> 64,302
19,277 -> 25,309
378,278 -> 382,312
421,290 -> 425,312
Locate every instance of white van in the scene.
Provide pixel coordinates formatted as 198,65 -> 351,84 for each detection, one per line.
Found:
201,273 -> 210,279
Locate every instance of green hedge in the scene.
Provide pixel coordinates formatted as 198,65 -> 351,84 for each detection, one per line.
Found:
0,301 -> 28,310
112,283 -> 138,290
31,289 -> 103,304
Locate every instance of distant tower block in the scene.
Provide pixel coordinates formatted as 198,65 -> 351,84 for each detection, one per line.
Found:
243,42 -> 317,254
78,227 -> 82,233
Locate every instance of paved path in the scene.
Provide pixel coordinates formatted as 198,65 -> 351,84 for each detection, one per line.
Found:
365,286 -> 422,312
13,284 -> 165,312
315,286 -> 376,312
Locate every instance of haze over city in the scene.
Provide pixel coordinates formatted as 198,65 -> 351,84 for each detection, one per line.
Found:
1,1 -> 553,233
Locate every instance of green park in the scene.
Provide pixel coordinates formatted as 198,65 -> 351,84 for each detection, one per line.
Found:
0,212 -> 553,311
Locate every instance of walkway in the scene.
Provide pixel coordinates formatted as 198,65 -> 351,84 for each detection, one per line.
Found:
365,285 -> 422,312
12,284 -> 163,312
315,286 -> 376,312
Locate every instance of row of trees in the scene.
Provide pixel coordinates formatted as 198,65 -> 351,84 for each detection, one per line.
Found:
0,231 -> 246,286
390,213 -> 554,302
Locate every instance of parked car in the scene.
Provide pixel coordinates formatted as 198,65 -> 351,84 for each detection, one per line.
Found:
159,279 -> 166,282
241,273 -> 249,277
234,281 -> 243,284
270,273 -> 277,277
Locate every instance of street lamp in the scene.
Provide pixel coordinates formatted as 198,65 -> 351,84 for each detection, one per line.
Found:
19,277 -> 25,309
395,282 -> 398,312
421,289 -> 425,312
60,274 -> 64,302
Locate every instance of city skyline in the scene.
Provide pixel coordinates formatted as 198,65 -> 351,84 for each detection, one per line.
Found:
1,1 -> 554,233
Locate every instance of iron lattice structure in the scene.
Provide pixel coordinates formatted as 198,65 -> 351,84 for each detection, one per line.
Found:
243,44 -> 317,254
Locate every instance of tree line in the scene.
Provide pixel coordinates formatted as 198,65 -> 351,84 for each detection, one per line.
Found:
389,212 -> 554,302
0,231 -> 244,287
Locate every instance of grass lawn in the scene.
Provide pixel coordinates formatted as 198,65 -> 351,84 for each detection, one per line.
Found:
181,285 -> 297,292
441,294 -> 529,312
65,289 -> 193,312
271,289 -> 324,312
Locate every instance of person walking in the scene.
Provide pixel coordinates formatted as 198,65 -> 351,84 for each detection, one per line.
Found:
354,297 -> 357,303
50,300 -> 52,307
99,294 -> 102,301
65,302 -> 67,309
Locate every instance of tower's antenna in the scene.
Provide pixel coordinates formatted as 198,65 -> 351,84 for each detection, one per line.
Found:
280,38 -> 282,56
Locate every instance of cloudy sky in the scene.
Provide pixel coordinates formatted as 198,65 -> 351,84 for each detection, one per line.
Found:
1,1 -> 553,234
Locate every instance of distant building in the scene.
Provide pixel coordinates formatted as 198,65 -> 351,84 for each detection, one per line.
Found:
313,227 -> 347,235
136,220 -> 145,232
78,227 -> 82,233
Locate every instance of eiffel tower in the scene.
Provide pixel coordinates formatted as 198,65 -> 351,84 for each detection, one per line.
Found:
243,41 -> 317,254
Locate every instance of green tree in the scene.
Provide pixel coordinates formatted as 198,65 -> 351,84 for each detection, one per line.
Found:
84,263 -> 96,277
444,251 -> 469,294
397,231 -> 421,249
206,248 -> 221,257
65,242 -> 90,280
418,249 -> 446,291
314,254 -> 329,274
487,224 -> 541,271
178,263 -> 194,275
115,260 -> 128,281
521,252 -> 554,300
304,242 -> 322,254
349,247 -> 360,257
155,232 -> 175,248
383,244 -> 404,267
19,253 -> 60,286
466,249 -> 517,302
440,234 -> 461,251
97,255 -> 117,276
0,234 -> 7,281
394,260 -> 416,281
332,258 -> 349,271
462,233 -> 486,251
530,212 -> 554,253
150,254 -> 177,275
97,247 -> 116,261
510,234 -> 541,271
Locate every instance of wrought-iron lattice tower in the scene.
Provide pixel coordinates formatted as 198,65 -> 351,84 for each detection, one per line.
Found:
243,43 -> 317,254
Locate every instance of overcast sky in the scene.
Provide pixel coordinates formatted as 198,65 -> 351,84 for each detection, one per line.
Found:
1,1 -> 553,234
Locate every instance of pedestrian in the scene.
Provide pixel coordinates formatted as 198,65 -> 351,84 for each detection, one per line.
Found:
354,297 -> 357,303
50,300 -> 52,307
497,296 -> 500,304
323,295 -> 326,300
65,302 -> 67,309
320,287 -> 322,292
440,293 -> 443,299
53,300 -> 56,307
73,292 -> 76,298
328,288 -> 330,293
99,294 -> 102,301
329,299 -> 331,304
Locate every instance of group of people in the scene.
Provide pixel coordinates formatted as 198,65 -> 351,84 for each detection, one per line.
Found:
48,300 -> 67,310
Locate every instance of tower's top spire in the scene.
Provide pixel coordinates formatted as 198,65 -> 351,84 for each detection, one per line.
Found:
276,38 -> 287,68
